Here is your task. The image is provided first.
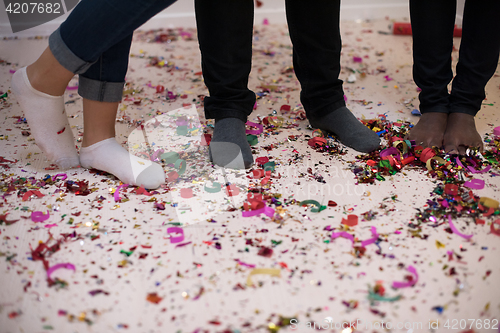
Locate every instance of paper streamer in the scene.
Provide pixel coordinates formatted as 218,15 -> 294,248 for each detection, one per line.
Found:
380,147 -> 401,159
246,268 -> 281,287
494,126 -> 500,136
175,159 -> 186,175
341,214 -> 358,226
204,182 -> 221,193
308,137 -> 327,147
161,152 -> 180,164
236,260 -> 256,268
300,200 -> 326,213
392,265 -> 418,288
47,263 -> 76,279
114,184 -> 129,202
247,134 -> 258,146
242,205 -> 275,218
368,289 -> 402,303
479,197 -> 499,209
167,227 -> 184,243
245,121 -> 263,135
426,156 -> 451,171
455,156 -> 492,174
22,190 -> 44,201
448,215 -> 473,240
330,231 -> 354,244
52,173 -> 67,182
467,164 -> 491,174
31,210 -> 50,222
463,179 -> 485,190
392,140 -> 409,155
491,219 -> 500,237
360,227 -> 379,247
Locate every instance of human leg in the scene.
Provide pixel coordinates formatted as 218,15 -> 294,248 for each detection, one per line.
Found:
285,0 -> 380,153
195,0 -> 256,168
407,0 -> 456,149
444,0 -> 500,154
12,0 -> 175,186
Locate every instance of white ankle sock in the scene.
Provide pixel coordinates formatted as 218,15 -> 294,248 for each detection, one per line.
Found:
11,67 -> 79,169
80,138 -> 165,189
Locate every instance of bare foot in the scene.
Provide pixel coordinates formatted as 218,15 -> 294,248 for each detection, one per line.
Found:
443,113 -> 483,155
407,112 -> 448,148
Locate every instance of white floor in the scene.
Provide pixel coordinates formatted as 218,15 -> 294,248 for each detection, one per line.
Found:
0,19 -> 499,333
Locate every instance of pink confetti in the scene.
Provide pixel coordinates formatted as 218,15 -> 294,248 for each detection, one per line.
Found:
180,188 -> 193,198
392,265 -> 418,288
384,75 -> 393,81
463,179 -> 485,189
379,147 -> 400,159
330,231 -> 354,244
360,226 -> 379,247
242,204 -> 275,218
494,126 -> 500,136
167,227 -> 184,243
236,260 -> 256,268
66,85 -> 78,90
114,184 -> 129,202
353,56 -> 363,63
44,223 -> 58,228
448,215 -> 473,240
47,263 -> 75,279
246,121 -> 263,135
455,157 -> 491,174
31,210 -> 50,222
52,173 -> 67,182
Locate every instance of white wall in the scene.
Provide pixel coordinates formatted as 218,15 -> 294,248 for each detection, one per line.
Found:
0,0 -> 465,38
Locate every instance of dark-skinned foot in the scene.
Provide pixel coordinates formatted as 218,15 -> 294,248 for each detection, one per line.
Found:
443,112 -> 483,155
407,112 -> 448,148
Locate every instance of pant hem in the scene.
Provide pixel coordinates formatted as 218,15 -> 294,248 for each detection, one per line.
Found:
419,105 -> 450,114
306,99 -> 346,121
49,27 -> 95,75
78,76 -> 124,102
205,108 -> 249,123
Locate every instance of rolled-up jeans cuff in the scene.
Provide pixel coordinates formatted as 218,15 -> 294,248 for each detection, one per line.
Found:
49,27 -> 95,74
78,76 -> 124,102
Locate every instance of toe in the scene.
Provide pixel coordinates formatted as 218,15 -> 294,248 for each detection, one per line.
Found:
136,163 -> 165,189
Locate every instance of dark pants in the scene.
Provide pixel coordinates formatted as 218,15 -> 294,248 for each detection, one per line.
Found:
410,0 -> 500,116
49,0 -> 176,102
195,0 -> 346,122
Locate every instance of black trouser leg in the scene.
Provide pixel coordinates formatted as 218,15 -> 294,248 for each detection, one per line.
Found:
285,0 -> 345,121
410,0 -> 456,114
450,0 -> 500,116
194,0 -> 256,122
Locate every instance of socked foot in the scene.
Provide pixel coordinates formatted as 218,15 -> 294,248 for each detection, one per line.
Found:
209,118 -> 254,169
309,106 -> 380,153
80,138 -> 165,189
11,67 -> 79,169
443,112 -> 483,155
407,112 -> 448,149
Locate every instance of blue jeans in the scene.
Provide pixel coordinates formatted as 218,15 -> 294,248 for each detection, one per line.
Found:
49,0 -> 176,102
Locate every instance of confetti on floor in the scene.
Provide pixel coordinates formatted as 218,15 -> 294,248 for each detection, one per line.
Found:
0,19 -> 499,333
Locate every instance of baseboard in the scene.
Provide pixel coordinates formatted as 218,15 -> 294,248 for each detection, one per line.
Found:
0,3 -> 411,38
